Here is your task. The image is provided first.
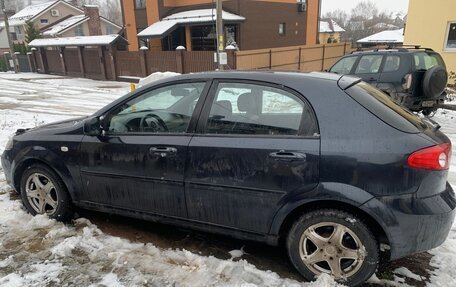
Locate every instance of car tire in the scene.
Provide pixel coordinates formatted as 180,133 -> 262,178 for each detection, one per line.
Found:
286,209 -> 378,287
20,164 -> 73,221
422,66 -> 448,98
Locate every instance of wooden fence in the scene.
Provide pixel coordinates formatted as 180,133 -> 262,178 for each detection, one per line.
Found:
29,42 -> 352,81
235,42 -> 352,71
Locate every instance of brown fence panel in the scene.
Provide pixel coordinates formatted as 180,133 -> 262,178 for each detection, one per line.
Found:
182,51 -> 216,73
116,51 -> 142,77
103,49 -> 115,80
83,48 -> 103,79
45,49 -> 63,75
145,51 -> 178,74
64,48 -> 82,77
235,42 -> 352,72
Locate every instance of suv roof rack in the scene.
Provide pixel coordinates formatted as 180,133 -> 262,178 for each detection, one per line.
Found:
351,45 -> 435,54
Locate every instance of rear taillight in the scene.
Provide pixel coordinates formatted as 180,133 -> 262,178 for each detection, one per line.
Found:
402,73 -> 412,90
407,143 -> 452,170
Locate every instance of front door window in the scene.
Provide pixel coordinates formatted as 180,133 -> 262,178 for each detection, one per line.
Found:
107,82 -> 206,134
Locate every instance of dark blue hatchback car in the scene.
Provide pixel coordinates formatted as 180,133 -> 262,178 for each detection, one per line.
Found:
2,72 -> 455,286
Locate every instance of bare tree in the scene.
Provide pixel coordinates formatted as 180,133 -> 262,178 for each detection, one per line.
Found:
323,9 -> 349,28
104,0 -> 122,25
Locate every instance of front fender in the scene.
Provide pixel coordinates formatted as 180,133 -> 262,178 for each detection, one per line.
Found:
12,145 -> 78,200
268,182 -> 375,235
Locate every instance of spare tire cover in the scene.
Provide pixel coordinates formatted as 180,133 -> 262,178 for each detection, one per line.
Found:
422,65 -> 448,98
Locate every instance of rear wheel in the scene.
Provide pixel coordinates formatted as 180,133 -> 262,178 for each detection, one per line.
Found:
286,209 -> 378,286
20,164 -> 73,221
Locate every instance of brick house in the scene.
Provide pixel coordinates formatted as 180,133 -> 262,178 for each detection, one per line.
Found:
7,0 -> 121,43
121,0 -> 320,51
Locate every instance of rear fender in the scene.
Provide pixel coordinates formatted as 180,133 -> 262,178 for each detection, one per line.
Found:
269,182 -> 375,235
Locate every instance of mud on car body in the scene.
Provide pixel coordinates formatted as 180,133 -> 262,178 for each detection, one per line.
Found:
2,71 -> 455,286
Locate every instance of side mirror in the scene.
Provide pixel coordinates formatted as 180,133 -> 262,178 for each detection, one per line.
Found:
83,117 -> 102,136
323,69 -> 329,72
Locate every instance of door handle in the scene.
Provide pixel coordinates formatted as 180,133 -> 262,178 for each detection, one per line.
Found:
367,77 -> 376,82
269,151 -> 306,161
149,146 -> 177,157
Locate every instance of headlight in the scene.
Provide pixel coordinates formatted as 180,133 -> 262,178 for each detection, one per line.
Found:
4,136 -> 14,151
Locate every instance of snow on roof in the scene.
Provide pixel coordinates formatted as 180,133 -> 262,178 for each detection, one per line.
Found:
29,34 -> 126,47
357,28 -> 404,43
42,15 -> 88,36
8,1 -> 57,26
319,19 -> 345,33
138,9 -> 245,38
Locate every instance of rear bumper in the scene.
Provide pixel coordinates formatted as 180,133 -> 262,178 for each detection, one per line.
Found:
361,183 -> 456,260
396,92 -> 446,111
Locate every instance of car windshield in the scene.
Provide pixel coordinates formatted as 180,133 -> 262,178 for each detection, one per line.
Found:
345,82 -> 427,133
413,52 -> 446,70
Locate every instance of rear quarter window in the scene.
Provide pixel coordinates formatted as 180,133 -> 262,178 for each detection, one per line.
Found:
413,52 -> 446,70
345,82 -> 426,133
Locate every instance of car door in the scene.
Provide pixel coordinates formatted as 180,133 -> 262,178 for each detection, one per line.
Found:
79,80 -> 209,218
185,81 -> 320,233
353,54 -> 385,85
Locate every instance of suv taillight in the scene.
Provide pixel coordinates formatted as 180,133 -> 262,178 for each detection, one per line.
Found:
407,143 -> 452,170
402,73 -> 412,90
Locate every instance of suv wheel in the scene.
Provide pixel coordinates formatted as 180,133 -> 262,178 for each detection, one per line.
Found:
286,209 -> 378,286
20,164 -> 73,221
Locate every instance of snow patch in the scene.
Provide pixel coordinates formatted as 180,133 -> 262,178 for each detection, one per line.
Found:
139,72 -> 181,86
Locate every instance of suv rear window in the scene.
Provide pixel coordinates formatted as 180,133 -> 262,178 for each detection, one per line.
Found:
345,82 -> 427,133
413,52 -> 445,70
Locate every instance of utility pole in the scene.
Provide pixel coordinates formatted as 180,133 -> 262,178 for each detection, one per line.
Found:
215,0 -> 224,70
1,0 -> 18,73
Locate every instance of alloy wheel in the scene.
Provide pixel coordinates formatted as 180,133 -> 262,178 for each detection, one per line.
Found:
25,173 -> 59,215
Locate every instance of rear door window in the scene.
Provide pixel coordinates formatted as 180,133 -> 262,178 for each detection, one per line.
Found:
383,55 -> 401,72
205,82 -> 318,136
354,55 -> 383,74
330,56 -> 358,74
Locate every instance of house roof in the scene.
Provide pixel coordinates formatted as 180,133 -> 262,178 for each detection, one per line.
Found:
29,34 -> 127,47
357,28 -> 404,44
138,9 -> 245,38
42,15 -> 88,36
8,0 -> 83,26
319,19 -> 345,33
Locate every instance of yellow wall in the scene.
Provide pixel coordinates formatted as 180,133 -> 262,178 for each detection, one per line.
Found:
404,0 -> 456,82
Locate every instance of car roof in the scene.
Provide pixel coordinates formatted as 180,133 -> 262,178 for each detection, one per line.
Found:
159,70 -> 344,83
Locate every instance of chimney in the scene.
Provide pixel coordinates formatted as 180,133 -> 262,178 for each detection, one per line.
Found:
83,5 -> 102,36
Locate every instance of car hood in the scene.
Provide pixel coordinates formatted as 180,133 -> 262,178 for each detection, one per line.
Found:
18,116 -> 88,135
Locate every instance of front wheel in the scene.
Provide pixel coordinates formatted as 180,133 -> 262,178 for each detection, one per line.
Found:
286,209 -> 378,286
20,164 -> 73,221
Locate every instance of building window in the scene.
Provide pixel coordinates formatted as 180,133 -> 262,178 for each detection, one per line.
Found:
75,25 -> 84,36
279,23 -> 286,35
40,19 -> 48,24
445,22 -> 456,50
135,0 -> 146,9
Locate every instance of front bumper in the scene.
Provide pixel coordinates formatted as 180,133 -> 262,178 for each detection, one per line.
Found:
361,183 -> 456,260
1,149 -> 14,188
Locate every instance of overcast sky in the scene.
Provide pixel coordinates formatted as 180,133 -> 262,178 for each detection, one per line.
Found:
321,0 -> 409,15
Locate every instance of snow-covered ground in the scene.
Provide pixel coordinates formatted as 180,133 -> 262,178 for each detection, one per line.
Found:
0,72 -> 455,286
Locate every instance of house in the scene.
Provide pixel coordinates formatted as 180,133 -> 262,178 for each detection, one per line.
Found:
41,6 -> 122,38
404,0 -> 456,78
7,0 -> 121,43
0,23 -> 9,54
121,0 -> 320,51
319,18 -> 344,44
357,28 -> 404,48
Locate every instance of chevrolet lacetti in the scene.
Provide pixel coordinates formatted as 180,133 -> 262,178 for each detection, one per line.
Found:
2,72 -> 455,286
